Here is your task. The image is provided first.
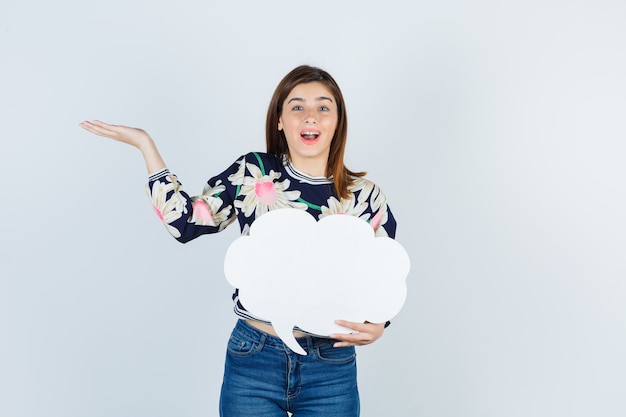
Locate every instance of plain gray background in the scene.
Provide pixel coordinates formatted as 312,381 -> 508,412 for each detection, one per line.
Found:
1,0 -> 625,416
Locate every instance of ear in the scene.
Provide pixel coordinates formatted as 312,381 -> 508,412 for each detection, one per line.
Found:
278,117 -> 283,131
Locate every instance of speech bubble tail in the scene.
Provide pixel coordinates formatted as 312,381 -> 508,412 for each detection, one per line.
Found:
273,322 -> 307,356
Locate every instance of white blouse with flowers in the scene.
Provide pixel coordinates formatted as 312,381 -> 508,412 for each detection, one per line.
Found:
147,151 -> 397,323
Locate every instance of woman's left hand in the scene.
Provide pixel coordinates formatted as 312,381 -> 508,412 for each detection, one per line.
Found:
330,320 -> 385,348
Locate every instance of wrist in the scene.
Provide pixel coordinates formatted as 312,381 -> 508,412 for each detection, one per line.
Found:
136,135 -> 156,152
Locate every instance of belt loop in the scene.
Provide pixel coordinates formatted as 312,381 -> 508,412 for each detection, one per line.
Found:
305,336 -> 314,353
257,332 -> 267,351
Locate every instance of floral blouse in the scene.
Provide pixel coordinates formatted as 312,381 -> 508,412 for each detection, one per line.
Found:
147,151 -> 397,322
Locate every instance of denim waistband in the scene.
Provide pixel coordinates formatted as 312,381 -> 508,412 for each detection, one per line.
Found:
234,319 -> 335,352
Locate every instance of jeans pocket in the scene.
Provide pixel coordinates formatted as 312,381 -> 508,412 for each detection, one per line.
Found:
315,343 -> 356,364
226,331 -> 257,357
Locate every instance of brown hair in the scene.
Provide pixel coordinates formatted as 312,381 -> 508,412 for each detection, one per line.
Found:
266,65 -> 365,199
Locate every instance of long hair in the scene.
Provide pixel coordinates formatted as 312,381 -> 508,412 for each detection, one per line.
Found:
266,65 -> 365,199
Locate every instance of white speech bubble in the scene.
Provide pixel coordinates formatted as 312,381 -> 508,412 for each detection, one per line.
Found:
224,208 -> 410,355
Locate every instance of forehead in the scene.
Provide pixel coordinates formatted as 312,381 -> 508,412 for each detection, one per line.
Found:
285,82 -> 335,101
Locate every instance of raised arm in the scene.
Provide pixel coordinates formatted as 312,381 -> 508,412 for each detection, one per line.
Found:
79,120 -> 165,174
80,119 -> 245,242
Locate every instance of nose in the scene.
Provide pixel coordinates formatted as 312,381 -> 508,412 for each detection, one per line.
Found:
304,109 -> 317,124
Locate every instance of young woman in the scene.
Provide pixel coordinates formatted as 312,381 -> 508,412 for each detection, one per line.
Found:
81,65 -> 397,417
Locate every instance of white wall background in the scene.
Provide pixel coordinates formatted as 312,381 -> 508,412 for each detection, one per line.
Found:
1,0 -> 625,416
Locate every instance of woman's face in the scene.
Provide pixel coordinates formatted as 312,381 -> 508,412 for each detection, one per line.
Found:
278,82 -> 338,176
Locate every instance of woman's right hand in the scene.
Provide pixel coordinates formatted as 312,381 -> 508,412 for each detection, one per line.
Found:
80,120 -> 166,173
79,120 -> 153,150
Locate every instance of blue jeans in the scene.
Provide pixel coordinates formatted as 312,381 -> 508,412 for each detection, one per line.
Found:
219,320 -> 360,416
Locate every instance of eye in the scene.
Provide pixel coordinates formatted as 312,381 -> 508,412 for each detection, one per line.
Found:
319,105 -> 330,111
292,105 -> 303,111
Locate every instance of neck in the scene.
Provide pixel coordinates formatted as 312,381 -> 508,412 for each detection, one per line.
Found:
289,156 -> 327,178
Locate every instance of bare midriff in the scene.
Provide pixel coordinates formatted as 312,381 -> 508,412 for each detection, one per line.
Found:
246,320 -> 309,338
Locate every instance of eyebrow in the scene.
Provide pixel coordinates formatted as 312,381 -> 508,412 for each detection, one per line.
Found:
287,96 -> 334,104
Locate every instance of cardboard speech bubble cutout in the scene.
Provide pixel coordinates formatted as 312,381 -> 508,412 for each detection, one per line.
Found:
224,208 -> 410,355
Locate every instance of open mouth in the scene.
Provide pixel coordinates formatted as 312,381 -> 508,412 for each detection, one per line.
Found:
300,130 -> 320,141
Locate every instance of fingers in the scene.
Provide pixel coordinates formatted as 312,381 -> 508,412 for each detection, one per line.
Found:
79,120 -> 149,149
79,120 -> 120,139
332,332 -> 375,348
335,320 -> 369,332
330,320 -> 385,348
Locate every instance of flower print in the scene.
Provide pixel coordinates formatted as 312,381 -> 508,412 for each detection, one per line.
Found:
190,199 -> 213,224
189,180 -> 235,231
323,176 -> 391,237
349,177 -> 376,205
370,183 -> 387,212
371,209 -> 389,237
369,185 -> 391,237
147,175 -> 188,238
235,163 -> 307,218
227,156 -> 247,186
348,177 -> 391,236
319,194 -> 368,220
